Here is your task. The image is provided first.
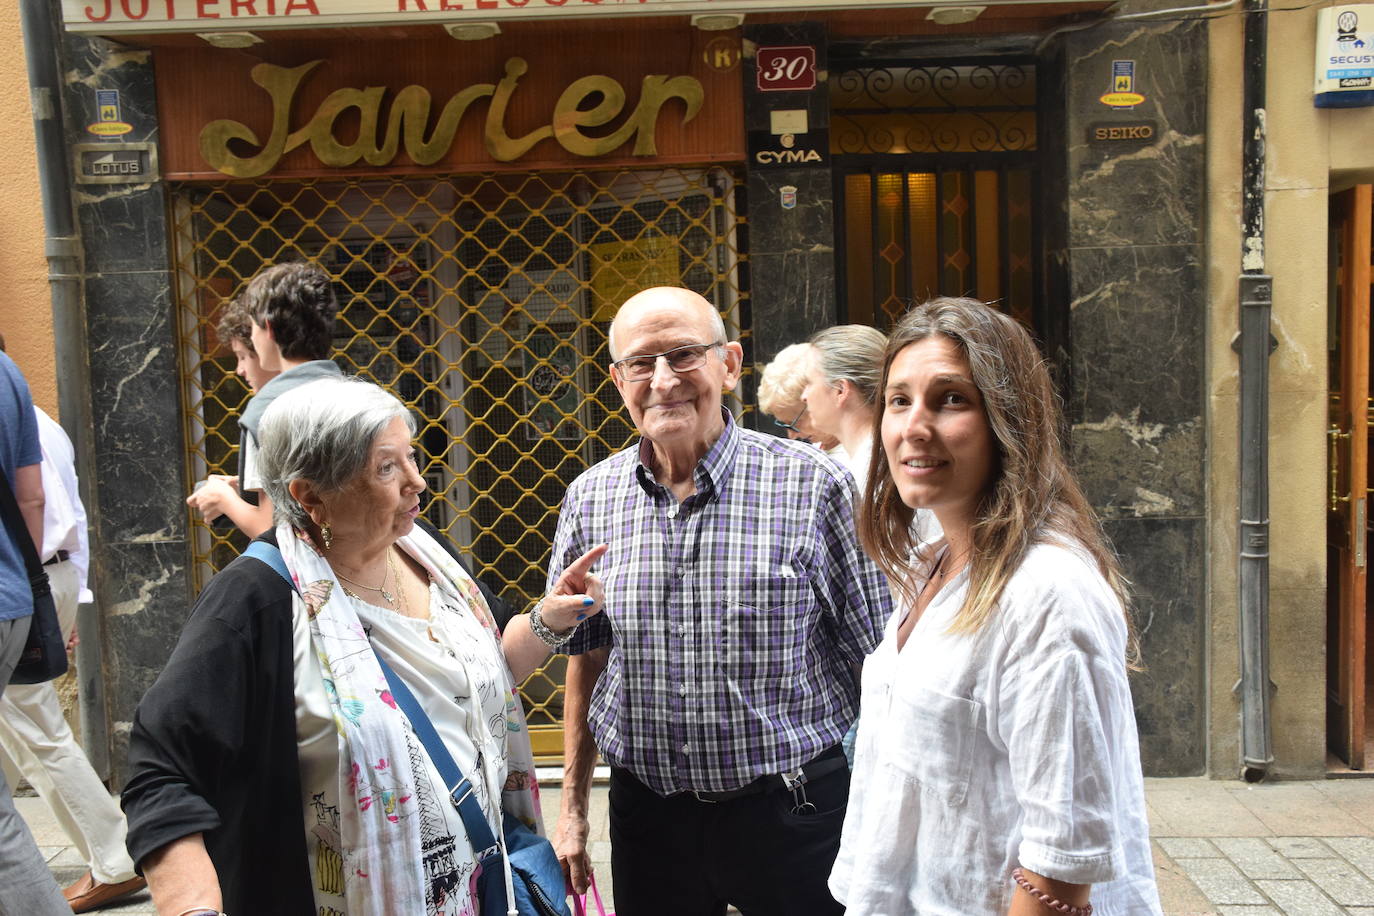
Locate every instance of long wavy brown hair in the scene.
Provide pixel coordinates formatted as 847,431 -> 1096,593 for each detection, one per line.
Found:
857,297 -> 1136,659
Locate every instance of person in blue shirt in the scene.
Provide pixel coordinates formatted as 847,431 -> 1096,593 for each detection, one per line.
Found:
0,346 -> 72,915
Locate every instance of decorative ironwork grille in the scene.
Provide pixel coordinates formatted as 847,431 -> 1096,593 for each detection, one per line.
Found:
831,62 -> 1036,156
172,167 -> 747,760
831,60 -> 1039,329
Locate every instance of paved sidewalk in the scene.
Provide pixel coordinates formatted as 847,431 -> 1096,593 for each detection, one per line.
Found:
14,775 -> 1374,914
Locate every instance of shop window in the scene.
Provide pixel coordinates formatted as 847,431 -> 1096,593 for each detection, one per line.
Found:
172,167 -> 747,759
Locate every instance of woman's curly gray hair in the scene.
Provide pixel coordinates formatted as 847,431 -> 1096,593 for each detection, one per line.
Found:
256,377 -> 415,527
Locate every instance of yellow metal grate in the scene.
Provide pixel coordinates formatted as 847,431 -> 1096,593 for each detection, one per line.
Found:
171,167 -> 748,760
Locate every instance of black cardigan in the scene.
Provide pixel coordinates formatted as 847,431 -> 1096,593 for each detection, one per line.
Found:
122,527 -> 314,913
122,525 -> 514,914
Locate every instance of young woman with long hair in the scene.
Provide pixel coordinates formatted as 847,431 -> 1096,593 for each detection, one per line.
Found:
829,298 -> 1161,915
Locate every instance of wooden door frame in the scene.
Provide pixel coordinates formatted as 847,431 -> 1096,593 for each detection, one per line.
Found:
1330,183 -> 1371,769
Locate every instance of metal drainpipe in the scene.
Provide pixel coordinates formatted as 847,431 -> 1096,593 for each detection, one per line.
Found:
1235,0 -> 1275,783
19,0 -> 110,778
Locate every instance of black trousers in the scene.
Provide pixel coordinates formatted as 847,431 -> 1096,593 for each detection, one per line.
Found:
607,752 -> 849,916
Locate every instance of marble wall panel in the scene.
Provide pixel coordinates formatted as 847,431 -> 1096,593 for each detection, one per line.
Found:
1105,516 -> 1207,776
748,169 -> 835,259
749,248 -> 837,362
83,272 -> 186,544
1066,250 -> 1205,431
742,22 -> 838,388
74,188 -> 170,276
97,540 -> 192,778
1054,18 -> 1209,774
63,35 -> 186,787
1064,20 -> 1207,249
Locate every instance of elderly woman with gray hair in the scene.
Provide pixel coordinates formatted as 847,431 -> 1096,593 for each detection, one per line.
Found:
123,377 -> 604,916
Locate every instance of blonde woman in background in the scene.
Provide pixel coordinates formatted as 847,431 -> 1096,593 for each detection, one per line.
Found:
757,342 -> 841,454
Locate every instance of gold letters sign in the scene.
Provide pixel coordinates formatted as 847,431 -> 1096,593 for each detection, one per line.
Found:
200,57 -> 705,178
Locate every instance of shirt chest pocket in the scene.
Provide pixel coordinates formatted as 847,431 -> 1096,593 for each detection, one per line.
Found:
882,685 -> 983,807
718,576 -> 814,681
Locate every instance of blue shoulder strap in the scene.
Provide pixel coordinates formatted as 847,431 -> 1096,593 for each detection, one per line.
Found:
243,539 -> 501,860
244,541 -> 293,590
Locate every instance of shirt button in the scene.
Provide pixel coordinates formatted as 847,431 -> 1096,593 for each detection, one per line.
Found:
675,566 -> 685,577
680,743 -> 690,755
678,683 -> 688,696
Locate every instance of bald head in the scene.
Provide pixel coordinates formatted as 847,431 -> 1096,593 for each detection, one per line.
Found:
608,287 -> 727,361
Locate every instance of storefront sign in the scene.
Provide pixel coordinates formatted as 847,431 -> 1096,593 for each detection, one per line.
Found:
747,129 -> 827,169
200,57 -> 703,178
64,0 -> 1000,33
1087,121 -> 1156,146
1315,5 -> 1374,107
73,142 -> 159,183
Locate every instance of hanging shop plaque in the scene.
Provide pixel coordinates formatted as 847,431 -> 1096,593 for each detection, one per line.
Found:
73,142 -> 159,184
1086,121 -> 1157,146
1315,4 -> 1374,107
755,46 -> 817,92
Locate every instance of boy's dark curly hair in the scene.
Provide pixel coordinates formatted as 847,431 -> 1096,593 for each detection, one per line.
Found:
241,262 -> 338,361
215,298 -> 254,353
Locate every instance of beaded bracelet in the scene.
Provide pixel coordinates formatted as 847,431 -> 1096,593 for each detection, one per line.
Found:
529,599 -> 574,649
1011,867 -> 1093,916
173,907 -> 227,916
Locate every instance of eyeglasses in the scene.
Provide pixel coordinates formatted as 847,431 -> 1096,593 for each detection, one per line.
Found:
611,342 -> 723,382
773,404 -> 808,436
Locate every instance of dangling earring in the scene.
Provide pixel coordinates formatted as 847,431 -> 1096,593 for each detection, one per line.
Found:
321,522 -> 333,550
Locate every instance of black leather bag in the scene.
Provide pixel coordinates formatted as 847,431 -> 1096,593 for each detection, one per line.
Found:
0,466 -> 68,685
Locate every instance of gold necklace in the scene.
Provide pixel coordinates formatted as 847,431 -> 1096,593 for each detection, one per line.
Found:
335,559 -> 395,604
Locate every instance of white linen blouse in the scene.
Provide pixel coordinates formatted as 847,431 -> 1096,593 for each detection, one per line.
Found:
829,539 -> 1163,916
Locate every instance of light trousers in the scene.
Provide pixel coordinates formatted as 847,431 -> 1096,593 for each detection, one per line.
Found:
0,559 -> 136,885
0,613 -> 72,916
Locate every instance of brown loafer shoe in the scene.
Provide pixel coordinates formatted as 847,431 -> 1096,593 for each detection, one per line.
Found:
62,870 -> 148,913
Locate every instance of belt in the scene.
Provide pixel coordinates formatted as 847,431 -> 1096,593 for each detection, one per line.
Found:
42,550 -> 70,567
688,746 -> 847,804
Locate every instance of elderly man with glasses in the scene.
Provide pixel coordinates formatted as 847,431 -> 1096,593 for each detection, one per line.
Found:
545,286 -> 893,916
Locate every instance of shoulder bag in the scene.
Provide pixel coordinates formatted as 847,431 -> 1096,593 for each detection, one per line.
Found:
0,465 -> 68,685
245,540 -> 570,916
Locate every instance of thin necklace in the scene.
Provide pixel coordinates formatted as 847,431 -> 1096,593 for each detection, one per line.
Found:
930,546 -> 971,586
387,548 -> 414,618
335,558 -> 395,604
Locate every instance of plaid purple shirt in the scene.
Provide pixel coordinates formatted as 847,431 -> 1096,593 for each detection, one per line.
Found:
549,411 -> 894,796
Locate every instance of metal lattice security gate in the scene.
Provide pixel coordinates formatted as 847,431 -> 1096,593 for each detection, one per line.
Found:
172,167 -> 747,759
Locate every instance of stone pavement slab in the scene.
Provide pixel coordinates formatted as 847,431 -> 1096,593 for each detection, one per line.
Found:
1292,858 -> 1374,908
1214,837 -> 1303,880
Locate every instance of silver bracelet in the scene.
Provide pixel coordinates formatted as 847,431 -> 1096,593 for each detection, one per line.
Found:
529,598 -> 574,649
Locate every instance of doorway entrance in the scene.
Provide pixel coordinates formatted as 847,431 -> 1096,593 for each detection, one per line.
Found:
830,56 -> 1040,331
1328,183 -> 1373,771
